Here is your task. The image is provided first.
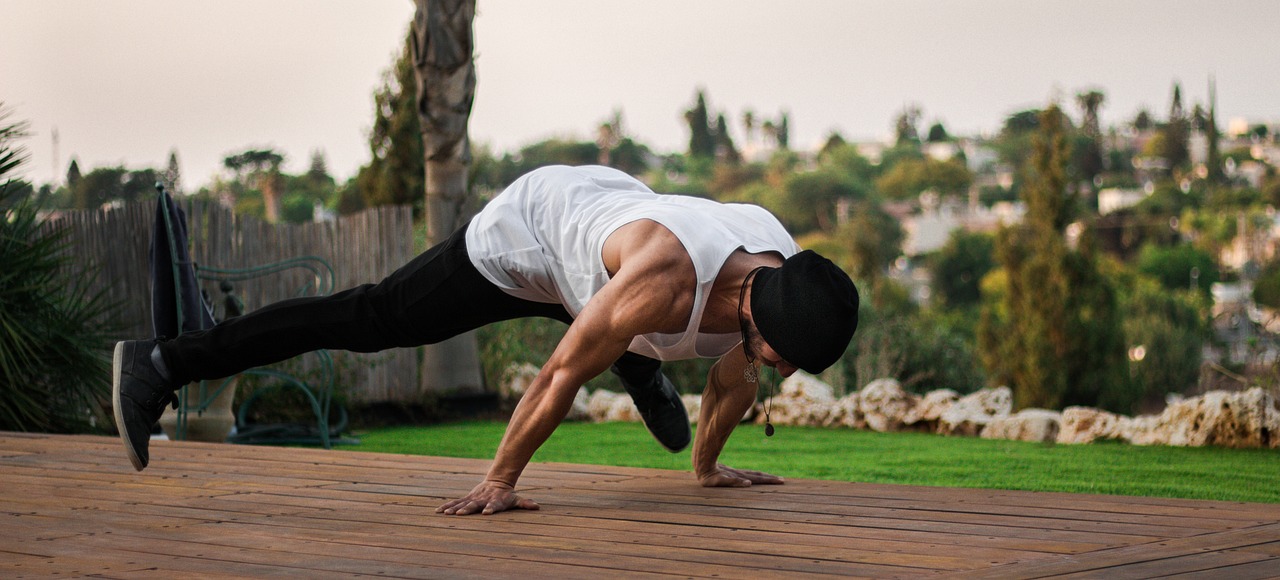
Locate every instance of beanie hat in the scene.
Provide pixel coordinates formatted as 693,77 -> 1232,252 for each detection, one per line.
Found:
750,250 -> 859,374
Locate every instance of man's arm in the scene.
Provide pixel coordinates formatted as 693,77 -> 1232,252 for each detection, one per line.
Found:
692,345 -> 784,487
438,223 -> 695,515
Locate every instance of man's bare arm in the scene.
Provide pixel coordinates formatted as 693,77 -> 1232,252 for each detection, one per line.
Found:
438,223 -> 695,515
692,345 -> 784,487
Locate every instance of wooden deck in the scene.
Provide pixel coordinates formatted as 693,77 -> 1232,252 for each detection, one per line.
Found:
2,433 -> 1278,579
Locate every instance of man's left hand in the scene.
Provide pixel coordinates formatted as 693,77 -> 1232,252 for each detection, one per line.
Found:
698,463 -> 785,487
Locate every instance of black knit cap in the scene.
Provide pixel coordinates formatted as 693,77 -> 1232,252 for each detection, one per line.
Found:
750,250 -> 859,374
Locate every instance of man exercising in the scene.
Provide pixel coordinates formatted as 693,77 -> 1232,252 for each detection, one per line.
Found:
113,165 -> 859,516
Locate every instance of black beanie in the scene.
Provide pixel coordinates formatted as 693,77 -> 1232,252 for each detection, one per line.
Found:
750,250 -> 859,374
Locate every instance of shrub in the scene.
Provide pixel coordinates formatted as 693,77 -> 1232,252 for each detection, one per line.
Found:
0,105 -> 120,432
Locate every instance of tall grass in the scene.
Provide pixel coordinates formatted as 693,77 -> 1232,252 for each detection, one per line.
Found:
342,421 -> 1280,504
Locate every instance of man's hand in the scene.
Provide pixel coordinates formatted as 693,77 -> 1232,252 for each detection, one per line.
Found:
698,463 -> 785,487
437,480 -> 540,516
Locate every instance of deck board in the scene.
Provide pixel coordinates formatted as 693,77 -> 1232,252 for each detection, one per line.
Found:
1,433 -> 1277,579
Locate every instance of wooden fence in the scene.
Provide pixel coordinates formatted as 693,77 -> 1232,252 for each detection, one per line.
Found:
46,199 -> 424,404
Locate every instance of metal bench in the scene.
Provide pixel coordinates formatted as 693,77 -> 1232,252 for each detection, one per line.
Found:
154,184 -> 344,448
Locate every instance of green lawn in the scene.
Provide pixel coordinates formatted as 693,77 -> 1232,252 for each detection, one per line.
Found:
338,421 -> 1280,504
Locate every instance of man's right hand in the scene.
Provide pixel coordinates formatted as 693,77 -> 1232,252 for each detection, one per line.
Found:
437,480 -> 541,516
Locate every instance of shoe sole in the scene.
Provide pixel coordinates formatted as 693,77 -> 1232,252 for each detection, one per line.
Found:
112,341 -> 146,472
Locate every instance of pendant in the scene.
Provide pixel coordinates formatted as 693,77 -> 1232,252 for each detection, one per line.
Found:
744,364 -> 758,383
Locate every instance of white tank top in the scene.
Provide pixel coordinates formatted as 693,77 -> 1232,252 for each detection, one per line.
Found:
466,165 -> 799,361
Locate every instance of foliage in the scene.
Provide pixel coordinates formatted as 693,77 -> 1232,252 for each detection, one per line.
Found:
345,422 -> 1280,504
684,90 -> 715,160
1136,242 -> 1218,296
1110,264 -> 1210,402
356,29 -> 424,215
929,229 -> 996,309
979,106 -> 1128,412
1255,259 -> 1280,309
844,312 -> 986,395
0,105 -> 119,432
874,157 -> 972,200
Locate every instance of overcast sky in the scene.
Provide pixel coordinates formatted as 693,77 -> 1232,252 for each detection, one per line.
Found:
4,0 -> 1278,189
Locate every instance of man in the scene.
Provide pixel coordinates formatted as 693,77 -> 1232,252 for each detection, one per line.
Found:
113,165 -> 859,516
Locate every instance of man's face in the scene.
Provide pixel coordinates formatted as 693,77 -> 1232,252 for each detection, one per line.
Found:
747,332 -> 798,378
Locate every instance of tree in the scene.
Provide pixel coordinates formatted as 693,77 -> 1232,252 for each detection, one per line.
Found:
65,158 -> 81,191
164,149 -> 183,196
0,104 -> 118,432
412,0 -> 484,394
1074,90 -> 1105,187
894,104 -> 922,146
1160,82 -> 1190,171
1206,76 -> 1224,183
358,29 -> 425,214
926,122 -> 950,143
932,230 -> 996,309
684,90 -> 715,159
1136,243 -> 1218,296
223,148 -> 285,222
979,105 -> 1128,411
714,113 -> 740,164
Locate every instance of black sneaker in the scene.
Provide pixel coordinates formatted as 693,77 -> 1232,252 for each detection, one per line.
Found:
612,360 -> 691,453
112,340 -> 179,471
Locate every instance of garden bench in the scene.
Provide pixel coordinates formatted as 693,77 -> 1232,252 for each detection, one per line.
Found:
154,184 -> 343,448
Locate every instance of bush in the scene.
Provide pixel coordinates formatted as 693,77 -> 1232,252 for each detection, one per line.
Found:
0,105 -> 120,432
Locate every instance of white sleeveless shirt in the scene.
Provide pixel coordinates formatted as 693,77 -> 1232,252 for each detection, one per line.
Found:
466,165 -> 799,361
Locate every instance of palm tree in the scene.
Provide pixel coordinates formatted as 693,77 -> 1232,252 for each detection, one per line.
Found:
410,0 -> 484,394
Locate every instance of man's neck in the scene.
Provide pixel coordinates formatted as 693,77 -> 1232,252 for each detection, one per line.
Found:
700,249 -> 783,334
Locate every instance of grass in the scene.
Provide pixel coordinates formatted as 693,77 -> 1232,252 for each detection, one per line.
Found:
338,420 -> 1280,504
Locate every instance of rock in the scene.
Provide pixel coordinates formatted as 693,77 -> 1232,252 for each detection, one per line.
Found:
564,387 -> 591,422
604,395 -> 641,423
857,378 -> 919,432
681,394 -> 702,423
1057,407 -> 1123,444
823,393 -> 864,429
501,363 -> 589,421
903,389 -> 960,431
499,363 -> 541,401
1137,388 -> 1280,448
981,409 -> 1061,443
938,387 -> 1012,436
756,372 -> 836,426
586,389 -> 623,422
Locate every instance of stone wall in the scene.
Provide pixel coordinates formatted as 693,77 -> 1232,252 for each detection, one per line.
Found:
502,364 -> 1280,449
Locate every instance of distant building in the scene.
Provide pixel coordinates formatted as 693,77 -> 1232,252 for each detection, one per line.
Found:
1097,187 -> 1146,215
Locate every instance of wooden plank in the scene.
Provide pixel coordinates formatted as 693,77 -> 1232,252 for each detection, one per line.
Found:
4,433 -> 1279,579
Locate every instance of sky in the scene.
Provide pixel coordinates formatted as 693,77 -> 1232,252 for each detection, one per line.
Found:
4,0 -> 1279,190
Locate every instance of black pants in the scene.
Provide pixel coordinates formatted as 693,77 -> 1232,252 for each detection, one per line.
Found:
159,222 -> 660,387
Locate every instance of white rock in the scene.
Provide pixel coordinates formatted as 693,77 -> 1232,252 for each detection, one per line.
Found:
823,393 -> 864,429
564,387 -> 591,422
938,387 -> 1012,436
500,362 -> 541,400
1057,406 -> 1123,444
857,378 -> 919,432
981,409 -> 1062,443
903,389 -> 960,429
757,372 -> 836,426
604,395 -> 641,423
1132,388 -> 1280,448
586,389 -> 623,422
681,394 -> 702,424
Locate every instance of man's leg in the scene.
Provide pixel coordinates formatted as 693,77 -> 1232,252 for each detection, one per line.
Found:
114,223 -> 560,470
611,352 -> 691,452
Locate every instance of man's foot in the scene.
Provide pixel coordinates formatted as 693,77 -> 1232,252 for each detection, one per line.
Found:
112,340 -> 179,471
611,355 -> 691,450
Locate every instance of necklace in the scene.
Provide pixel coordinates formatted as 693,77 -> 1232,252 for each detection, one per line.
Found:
738,267 -> 766,383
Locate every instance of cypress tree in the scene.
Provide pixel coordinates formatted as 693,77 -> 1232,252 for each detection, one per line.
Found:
980,105 -> 1129,411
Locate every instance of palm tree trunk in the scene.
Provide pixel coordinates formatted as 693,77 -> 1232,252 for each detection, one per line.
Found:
412,0 -> 484,395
